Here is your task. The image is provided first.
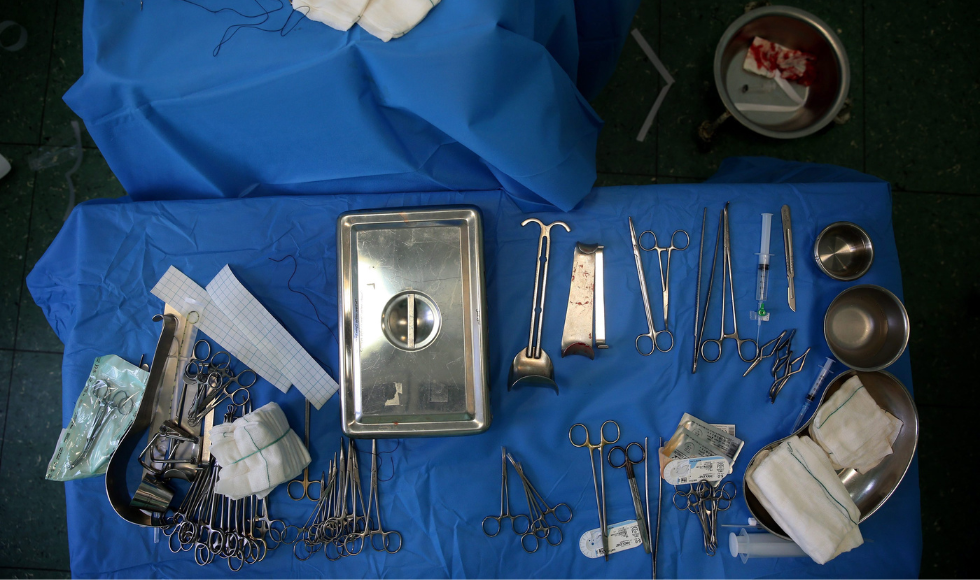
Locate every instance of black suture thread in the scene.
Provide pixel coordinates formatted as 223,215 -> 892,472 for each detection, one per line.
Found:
269,255 -> 339,346
176,0 -> 309,56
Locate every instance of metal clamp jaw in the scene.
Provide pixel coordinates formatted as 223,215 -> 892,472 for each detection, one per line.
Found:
105,313 -> 178,527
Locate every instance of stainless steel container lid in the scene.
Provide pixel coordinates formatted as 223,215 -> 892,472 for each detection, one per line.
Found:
337,206 -> 490,437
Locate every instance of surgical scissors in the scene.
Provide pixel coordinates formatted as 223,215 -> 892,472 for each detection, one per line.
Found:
569,420 -> 620,560
287,401 -> 320,502
629,218 -> 674,355
672,480 -> 736,555
607,443 -> 651,554
700,203 -> 759,363
483,447 -> 520,537
637,226 -> 689,328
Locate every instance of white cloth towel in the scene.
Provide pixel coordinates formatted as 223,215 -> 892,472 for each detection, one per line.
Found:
359,0 -> 441,42
746,436 -> 863,564
811,376 -> 903,474
210,402 -> 311,500
291,0 -> 368,32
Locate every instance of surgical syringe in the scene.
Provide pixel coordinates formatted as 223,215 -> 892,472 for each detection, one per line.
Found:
749,213 -> 773,341
790,357 -> 835,434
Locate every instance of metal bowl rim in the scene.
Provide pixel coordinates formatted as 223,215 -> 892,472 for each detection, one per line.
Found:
742,368 -> 919,539
813,221 -> 875,281
712,5 -> 851,139
823,284 -> 910,372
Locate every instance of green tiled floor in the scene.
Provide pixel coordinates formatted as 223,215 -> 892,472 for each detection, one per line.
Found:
0,0 -> 976,577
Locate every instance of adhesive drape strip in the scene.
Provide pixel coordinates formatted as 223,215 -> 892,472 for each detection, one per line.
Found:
206,266 -> 338,408
151,266 -> 337,408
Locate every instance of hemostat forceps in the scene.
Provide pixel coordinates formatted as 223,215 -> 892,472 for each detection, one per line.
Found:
700,203 -> 759,364
636,224 -> 689,328
629,218 -> 675,355
483,447 -> 520,537
569,420 -> 620,560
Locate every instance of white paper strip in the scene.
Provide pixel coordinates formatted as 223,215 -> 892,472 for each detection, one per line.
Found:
151,267 -> 292,393
632,28 -> 675,143
151,265 -> 338,408
206,266 -> 338,408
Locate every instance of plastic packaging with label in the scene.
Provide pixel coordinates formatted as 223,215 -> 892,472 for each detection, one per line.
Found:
46,355 -> 148,481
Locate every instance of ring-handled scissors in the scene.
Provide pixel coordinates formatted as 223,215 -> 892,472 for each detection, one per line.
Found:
189,385 -> 250,425
208,368 -> 257,391
287,401 -> 321,502
637,227 -> 690,328
607,442 -> 652,554
191,339 -> 232,369
629,218 -> 675,355
700,204 -> 759,363
569,420 -> 620,560
251,496 -> 287,548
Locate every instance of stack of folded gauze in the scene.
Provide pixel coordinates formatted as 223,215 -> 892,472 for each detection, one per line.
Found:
812,376 -> 904,473
291,0 -> 441,41
745,436 -> 863,564
211,402 -> 311,500
298,0 -> 369,32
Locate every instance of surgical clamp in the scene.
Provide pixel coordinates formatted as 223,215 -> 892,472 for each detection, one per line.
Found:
287,400 -> 320,501
569,420 -> 620,560
629,217 -> 675,355
700,203 -> 759,364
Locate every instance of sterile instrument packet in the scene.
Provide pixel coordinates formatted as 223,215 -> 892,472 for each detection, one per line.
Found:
46,355 -> 148,481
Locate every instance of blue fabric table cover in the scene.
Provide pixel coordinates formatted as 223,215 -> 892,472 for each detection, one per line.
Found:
65,0 -> 639,211
28,159 -> 921,578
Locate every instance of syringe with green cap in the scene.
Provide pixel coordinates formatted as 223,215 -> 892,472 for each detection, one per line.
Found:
749,213 -> 773,341
790,357 -> 835,434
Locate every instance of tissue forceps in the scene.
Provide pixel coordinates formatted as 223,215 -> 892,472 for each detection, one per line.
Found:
629,217 -> 674,355
637,226 -> 690,328
700,203 -> 759,364
607,443 -> 652,554
569,420 -> 620,560
287,401 -> 320,502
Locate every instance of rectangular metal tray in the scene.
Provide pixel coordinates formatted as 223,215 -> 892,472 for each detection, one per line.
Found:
337,206 -> 490,437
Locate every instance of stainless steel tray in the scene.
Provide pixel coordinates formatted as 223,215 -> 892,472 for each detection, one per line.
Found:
337,206 -> 490,437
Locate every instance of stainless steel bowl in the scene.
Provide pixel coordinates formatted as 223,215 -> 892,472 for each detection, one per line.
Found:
713,6 -> 850,139
744,369 -> 919,539
814,222 -> 874,280
824,285 -> 909,371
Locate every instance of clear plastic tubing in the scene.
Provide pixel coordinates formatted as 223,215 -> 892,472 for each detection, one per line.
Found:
729,529 -> 807,562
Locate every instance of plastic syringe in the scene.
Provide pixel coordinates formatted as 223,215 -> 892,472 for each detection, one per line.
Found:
790,357 -> 835,434
749,213 -> 774,340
